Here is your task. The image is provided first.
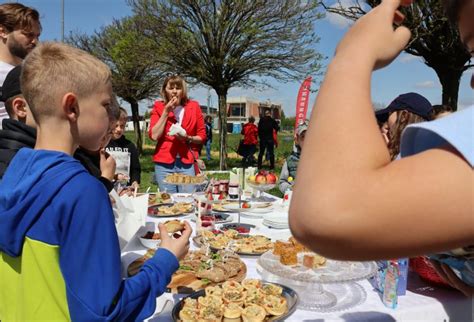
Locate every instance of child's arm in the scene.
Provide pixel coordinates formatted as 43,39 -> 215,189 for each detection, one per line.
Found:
278,160 -> 291,193
289,0 -> 473,260
59,177 -> 187,321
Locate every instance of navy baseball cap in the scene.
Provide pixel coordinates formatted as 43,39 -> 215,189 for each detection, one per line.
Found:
0,66 -> 22,102
375,92 -> 433,122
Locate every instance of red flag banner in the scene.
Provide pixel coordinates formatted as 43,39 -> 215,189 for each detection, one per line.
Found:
294,76 -> 312,131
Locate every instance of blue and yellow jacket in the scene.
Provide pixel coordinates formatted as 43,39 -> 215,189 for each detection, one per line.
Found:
0,148 -> 179,321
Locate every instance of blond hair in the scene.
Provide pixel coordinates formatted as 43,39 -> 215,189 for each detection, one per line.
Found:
21,42 -> 112,122
160,75 -> 189,105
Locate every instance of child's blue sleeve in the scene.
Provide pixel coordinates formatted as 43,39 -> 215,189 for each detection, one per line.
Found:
58,176 -> 178,321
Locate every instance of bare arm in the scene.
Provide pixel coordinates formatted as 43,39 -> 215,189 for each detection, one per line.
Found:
289,0 -> 474,260
150,97 -> 179,141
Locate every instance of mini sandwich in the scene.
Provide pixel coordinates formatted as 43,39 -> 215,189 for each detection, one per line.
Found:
164,219 -> 185,233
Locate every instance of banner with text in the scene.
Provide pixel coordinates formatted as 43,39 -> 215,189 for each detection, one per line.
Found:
294,76 -> 312,131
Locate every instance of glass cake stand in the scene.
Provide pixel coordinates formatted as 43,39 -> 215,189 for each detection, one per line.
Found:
245,181 -> 278,203
256,251 -> 377,312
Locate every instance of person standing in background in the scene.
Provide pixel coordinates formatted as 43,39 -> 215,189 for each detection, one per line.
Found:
204,115 -> 213,161
240,116 -> 258,167
149,75 -> 206,193
257,108 -> 279,169
106,107 -> 141,189
0,3 -> 41,129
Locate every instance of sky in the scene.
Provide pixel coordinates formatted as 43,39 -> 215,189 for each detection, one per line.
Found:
16,0 -> 473,116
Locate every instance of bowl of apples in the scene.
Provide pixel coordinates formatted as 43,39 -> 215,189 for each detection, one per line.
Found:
246,170 -> 278,192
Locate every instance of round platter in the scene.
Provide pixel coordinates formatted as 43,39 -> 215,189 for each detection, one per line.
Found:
128,250 -> 247,294
147,203 -> 195,218
193,234 -> 271,256
163,179 -> 208,186
171,282 -> 298,322
189,213 -> 233,224
257,251 -> 377,284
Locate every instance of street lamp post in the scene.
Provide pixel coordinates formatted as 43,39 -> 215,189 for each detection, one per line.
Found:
61,0 -> 65,42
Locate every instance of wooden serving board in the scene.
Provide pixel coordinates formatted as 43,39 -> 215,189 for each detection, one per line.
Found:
127,251 -> 247,294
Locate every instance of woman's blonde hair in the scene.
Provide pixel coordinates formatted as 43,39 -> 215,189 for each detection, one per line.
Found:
21,42 -> 112,122
160,75 -> 189,105
388,110 -> 425,160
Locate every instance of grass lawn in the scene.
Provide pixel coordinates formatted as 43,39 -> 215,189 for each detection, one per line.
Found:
126,131 -> 295,197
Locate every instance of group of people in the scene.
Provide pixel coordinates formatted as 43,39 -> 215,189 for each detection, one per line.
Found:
239,108 -> 280,169
0,0 -> 472,320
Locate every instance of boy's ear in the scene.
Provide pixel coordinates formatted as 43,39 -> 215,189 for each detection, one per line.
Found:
0,26 -> 9,40
62,92 -> 79,122
12,97 -> 28,119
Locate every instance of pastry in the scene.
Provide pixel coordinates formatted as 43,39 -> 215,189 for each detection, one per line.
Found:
222,289 -> 246,305
303,253 -> 327,269
241,279 -> 262,290
262,294 -> 287,316
280,248 -> 297,266
164,219 -> 185,233
223,302 -> 243,319
261,283 -> 282,296
241,304 -> 266,322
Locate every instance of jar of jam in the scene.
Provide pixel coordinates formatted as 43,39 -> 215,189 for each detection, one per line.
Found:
219,180 -> 229,193
228,183 -> 239,199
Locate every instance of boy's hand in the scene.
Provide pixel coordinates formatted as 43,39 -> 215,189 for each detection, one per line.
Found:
159,221 -> 192,260
335,0 -> 412,70
99,149 -> 116,181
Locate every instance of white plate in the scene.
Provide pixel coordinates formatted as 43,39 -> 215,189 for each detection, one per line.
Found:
171,193 -> 195,203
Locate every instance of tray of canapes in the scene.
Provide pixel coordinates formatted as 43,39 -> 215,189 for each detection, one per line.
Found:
172,279 -> 298,322
148,202 -> 195,217
257,237 -> 378,284
146,192 -> 172,206
193,229 -> 273,256
128,248 -> 247,294
164,173 -> 208,185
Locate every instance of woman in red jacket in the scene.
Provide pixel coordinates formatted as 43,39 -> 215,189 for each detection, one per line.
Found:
149,75 -> 206,193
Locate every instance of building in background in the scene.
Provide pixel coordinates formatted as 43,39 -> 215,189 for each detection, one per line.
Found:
226,97 -> 282,133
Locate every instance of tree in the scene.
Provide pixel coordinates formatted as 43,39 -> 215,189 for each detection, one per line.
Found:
322,0 -> 472,110
128,0 -> 325,169
67,16 -> 166,153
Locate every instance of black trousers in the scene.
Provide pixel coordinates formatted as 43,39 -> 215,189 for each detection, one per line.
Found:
241,144 -> 257,167
258,139 -> 275,169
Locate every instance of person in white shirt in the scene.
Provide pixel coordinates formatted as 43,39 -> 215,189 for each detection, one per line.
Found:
0,3 -> 41,129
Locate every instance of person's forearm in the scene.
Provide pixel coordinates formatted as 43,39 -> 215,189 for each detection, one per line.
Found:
150,112 -> 169,141
186,135 -> 203,145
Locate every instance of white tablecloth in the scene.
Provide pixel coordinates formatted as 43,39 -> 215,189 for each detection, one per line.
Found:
121,201 -> 473,321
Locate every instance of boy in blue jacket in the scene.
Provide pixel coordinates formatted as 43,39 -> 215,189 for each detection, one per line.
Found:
0,42 -> 192,321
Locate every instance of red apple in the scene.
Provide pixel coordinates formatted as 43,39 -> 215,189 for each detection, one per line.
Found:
265,172 -> 277,184
255,174 -> 267,184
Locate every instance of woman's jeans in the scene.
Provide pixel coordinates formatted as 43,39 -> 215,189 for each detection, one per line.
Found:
205,140 -> 212,160
154,158 -> 196,193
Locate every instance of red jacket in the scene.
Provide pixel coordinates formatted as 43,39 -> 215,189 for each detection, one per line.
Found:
149,100 -> 206,164
242,123 -> 258,145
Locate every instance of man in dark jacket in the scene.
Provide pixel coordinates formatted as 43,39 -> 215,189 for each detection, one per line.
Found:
0,65 -> 36,179
257,108 -> 279,169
